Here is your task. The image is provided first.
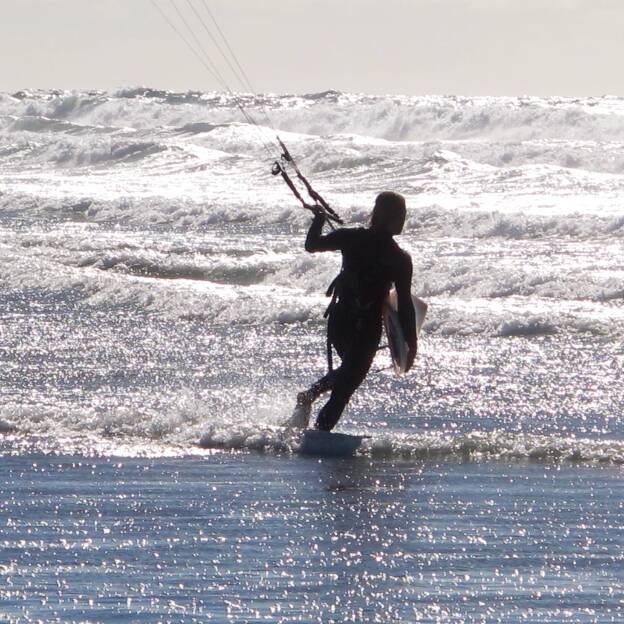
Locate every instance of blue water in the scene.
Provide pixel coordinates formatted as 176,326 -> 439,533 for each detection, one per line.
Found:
1,453 -> 622,623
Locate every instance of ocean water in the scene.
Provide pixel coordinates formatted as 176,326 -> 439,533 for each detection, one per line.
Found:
0,89 -> 623,622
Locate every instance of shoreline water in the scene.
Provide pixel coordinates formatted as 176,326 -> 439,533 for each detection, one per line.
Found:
1,451 -> 622,623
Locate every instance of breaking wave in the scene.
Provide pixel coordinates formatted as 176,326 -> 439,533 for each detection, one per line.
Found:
5,89 -> 624,147
198,426 -> 624,465
2,419 -> 624,466
1,87 -> 623,462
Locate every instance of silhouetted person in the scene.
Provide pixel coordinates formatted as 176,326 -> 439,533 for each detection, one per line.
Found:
288,191 -> 416,431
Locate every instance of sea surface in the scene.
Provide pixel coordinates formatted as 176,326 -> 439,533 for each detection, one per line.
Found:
0,89 -> 623,622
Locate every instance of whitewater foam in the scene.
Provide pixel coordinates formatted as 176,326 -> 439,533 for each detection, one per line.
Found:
0,87 -> 622,462
197,425 -> 624,465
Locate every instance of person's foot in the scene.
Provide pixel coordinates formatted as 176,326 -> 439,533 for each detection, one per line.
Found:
283,391 -> 313,429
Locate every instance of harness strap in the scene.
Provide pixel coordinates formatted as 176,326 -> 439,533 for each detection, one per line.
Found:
326,332 -> 333,372
323,274 -> 341,372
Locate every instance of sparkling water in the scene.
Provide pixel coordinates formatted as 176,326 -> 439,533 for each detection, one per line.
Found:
0,89 -> 622,622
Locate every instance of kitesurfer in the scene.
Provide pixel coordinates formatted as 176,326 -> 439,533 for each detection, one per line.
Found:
290,191 -> 416,431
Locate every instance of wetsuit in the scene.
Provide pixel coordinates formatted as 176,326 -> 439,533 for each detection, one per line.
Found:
304,213 -> 415,431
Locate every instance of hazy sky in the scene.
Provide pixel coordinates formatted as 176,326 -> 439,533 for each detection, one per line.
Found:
2,0 -> 624,95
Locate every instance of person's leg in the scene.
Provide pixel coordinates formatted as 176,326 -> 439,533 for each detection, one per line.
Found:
284,370 -> 334,428
314,318 -> 382,432
296,370 -> 335,405
286,305 -> 352,428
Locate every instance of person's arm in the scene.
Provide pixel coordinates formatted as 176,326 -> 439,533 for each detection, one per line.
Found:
395,255 -> 417,372
305,213 -> 348,253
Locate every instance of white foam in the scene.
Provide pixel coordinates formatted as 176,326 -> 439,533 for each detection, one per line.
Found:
1,88 -> 623,338
5,90 -> 624,141
198,425 -> 624,465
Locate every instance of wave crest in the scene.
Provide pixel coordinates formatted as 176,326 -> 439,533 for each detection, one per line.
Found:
199,426 -> 624,465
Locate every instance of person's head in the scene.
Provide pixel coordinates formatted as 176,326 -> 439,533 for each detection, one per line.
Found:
370,191 -> 406,235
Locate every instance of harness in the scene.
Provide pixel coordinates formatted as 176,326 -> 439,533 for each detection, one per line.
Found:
322,269 -> 379,372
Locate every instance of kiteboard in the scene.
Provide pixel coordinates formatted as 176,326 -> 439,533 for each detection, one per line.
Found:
297,430 -> 370,457
382,290 -> 428,374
